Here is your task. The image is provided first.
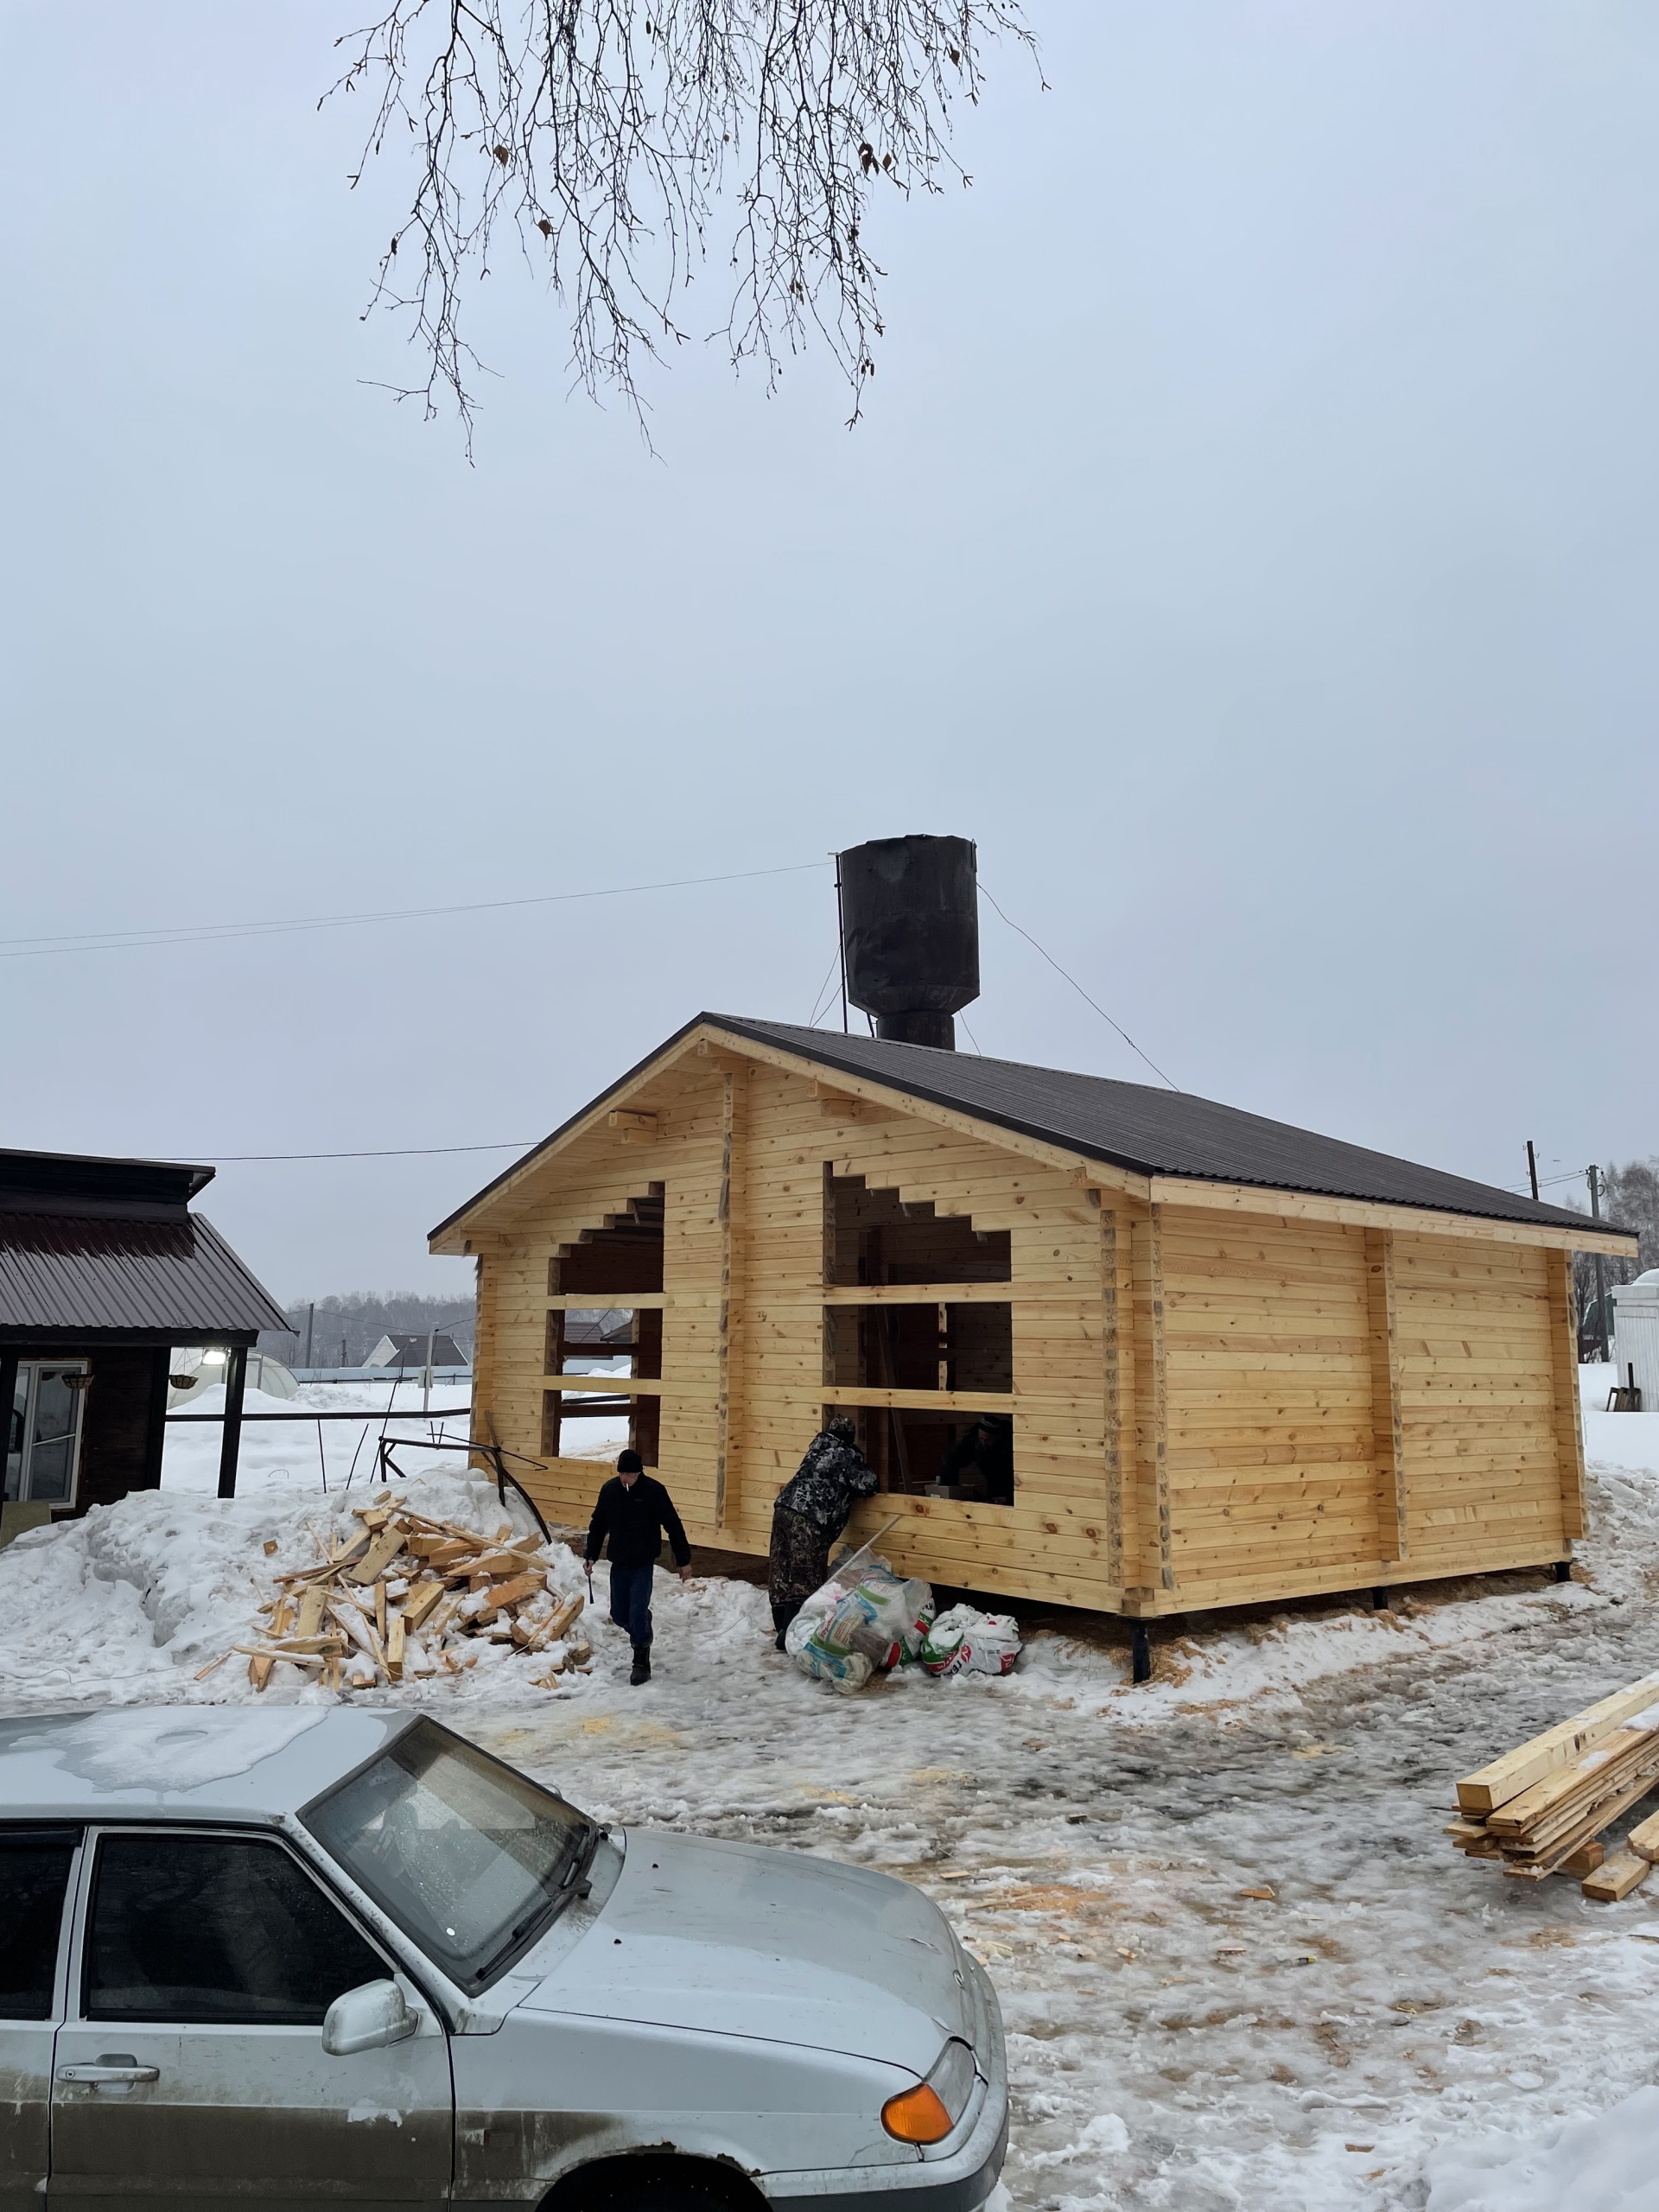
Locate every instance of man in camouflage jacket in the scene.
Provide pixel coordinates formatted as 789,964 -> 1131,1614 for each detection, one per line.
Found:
767,1414 -> 879,1649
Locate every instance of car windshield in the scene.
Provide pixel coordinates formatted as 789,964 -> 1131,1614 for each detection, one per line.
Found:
302,1719 -> 592,1993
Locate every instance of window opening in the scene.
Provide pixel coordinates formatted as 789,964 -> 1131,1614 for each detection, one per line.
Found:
543,1185 -> 664,1467
823,1170 -> 1010,1287
823,1171 -> 1015,1505
4,1362 -> 88,1506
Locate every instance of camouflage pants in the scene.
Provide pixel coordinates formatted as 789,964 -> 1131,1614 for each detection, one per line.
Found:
768,1504 -> 830,1608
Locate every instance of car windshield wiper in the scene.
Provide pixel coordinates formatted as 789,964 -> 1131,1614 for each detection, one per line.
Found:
559,1819 -> 601,1894
474,1821 -> 600,1985
474,1904 -> 557,1986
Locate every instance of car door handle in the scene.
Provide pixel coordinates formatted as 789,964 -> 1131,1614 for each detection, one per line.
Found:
58,2064 -> 161,2084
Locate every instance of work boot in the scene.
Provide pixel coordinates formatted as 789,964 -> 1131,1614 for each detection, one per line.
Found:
630,1647 -> 651,1686
771,1599 -> 803,1654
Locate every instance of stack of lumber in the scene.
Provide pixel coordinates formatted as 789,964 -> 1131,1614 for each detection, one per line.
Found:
1448,1669 -> 1659,1899
230,1493 -> 589,1693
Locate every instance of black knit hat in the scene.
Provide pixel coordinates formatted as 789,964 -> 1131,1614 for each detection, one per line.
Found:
617,1449 -> 644,1473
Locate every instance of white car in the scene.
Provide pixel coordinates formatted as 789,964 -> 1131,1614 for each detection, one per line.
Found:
0,1707 -> 1007,2212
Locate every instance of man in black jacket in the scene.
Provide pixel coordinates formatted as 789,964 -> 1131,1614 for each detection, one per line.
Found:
584,1450 -> 692,1685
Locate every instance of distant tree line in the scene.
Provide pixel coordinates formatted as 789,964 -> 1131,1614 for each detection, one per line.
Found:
1570,1159 -> 1658,1335
258,1292 -> 476,1368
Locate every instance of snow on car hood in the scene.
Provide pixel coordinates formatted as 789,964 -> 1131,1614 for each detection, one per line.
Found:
514,1829 -> 969,2075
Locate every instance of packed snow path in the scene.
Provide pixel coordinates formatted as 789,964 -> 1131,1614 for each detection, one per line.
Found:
6,1400 -> 1659,2208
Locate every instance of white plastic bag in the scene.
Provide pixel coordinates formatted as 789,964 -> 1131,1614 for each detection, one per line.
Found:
918,1603 -> 1021,1676
790,1556 -> 934,1688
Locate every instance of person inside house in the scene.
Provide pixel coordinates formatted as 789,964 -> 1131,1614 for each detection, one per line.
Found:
939,1414 -> 1014,1505
584,1449 -> 692,1686
767,1413 -> 880,1650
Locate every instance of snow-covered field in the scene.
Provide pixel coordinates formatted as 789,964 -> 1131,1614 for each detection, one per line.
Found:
8,1374 -> 1659,2209
158,1378 -> 620,1494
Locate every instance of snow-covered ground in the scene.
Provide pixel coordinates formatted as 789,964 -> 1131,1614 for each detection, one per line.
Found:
9,1375 -> 1659,2208
159,1378 -> 620,1494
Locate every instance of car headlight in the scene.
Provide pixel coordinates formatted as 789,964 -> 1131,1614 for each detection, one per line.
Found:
881,2039 -> 976,2145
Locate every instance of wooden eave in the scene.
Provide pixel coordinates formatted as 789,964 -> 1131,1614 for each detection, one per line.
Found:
430,1018 -> 1637,1260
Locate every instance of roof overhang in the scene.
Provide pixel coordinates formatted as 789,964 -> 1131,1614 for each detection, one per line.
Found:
431,1017 -> 1639,1259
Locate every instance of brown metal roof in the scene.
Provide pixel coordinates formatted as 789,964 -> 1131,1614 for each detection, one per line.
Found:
0,1211 -> 289,1340
0,1147 -> 213,1217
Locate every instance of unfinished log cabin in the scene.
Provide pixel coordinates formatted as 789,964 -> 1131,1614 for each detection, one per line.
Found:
430,836 -> 1635,1624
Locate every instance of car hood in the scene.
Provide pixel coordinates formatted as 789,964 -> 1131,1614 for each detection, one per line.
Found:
512,1829 -> 969,2075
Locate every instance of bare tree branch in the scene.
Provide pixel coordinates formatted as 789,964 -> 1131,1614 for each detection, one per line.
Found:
327,0 -> 1036,444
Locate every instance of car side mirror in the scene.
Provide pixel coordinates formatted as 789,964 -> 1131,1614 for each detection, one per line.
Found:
322,1979 -> 417,2057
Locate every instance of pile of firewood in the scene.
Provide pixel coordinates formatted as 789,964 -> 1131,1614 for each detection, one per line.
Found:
1448,1668 -> 1659,1899
222,1493 -> 589,1693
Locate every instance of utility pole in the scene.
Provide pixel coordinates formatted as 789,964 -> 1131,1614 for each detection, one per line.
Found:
1588,1165 -> 1611,1363
1526,1141 -> 1539,1203
303,1302 -> 315,1370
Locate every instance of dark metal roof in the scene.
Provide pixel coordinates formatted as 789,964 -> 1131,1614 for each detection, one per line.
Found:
0,1211 -> 289,1339
434,1013 -> 1632,1243
0,1147 -> 213,1219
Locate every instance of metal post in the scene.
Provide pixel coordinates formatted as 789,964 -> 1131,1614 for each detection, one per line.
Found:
216,1344 -> 248,1500
833,851 -> 849,1033
1526,1141 -> 1539,1203
1131,1621 -> 1152,1684
1588,1166 -> 1611,1363
304,1303 -> 315,1369
423,1326 -> 435,1417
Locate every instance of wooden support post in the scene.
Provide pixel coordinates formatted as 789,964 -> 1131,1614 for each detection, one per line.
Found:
1364,1228 -> 1408,1565
216,1344 -> 248,1500
1131,1621 -> 1152,1683
0,1351 -> 17,1491
1546,1248 -> 1586,1544
140,1348 -> 171,1491
714,1068 -> 736,1528
1098,1195 -> 1130,1592
1132,1207 -> 1173,1592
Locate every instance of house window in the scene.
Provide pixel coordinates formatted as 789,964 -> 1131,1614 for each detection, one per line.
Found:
4,1362 -> 89,1505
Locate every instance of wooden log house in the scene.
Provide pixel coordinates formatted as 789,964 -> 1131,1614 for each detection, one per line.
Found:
430,1015 -> 1635,1620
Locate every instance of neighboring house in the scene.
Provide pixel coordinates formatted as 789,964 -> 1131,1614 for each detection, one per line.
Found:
1,1147 -> 287,1535
363,1332 -> 470,1371
429,1013 -> 1636,1628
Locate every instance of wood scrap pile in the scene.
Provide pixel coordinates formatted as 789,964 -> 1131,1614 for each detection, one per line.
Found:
1448,1669 -> 1659,1900
233,1493 -> 589,1693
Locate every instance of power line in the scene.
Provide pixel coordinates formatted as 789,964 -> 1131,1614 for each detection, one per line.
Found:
977,883 -> 1179,1091
190,1141 -> 537,1163
0,860 -> 833,962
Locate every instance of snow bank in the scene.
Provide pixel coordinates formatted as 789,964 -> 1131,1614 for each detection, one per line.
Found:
1425,2084 -> 1659,2210
0,1468 -> 592,1711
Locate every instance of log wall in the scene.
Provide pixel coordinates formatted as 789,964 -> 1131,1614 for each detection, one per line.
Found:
461,1043 -> 1586,1617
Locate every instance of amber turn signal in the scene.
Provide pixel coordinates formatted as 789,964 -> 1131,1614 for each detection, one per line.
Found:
880,2083 -> 954,2145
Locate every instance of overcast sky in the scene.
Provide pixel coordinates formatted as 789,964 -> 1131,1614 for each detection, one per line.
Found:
3,1 -> 1656,1308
